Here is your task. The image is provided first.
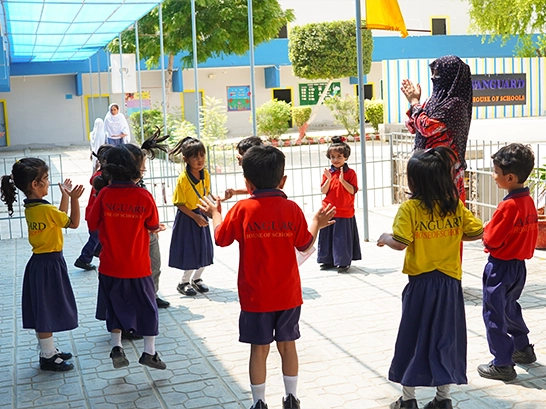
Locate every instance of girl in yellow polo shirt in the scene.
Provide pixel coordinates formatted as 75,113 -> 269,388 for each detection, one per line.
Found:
1,158 -> 84,372
168,137 -> 216,296
378,147 -> 483,409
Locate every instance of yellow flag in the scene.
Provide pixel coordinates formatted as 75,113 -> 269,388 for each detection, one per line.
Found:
366,0 -> 408,38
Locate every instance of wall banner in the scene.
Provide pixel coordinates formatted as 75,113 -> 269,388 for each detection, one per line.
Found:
298,82 -> 341,106
472,73 -> 526,106
227,86 -> 251,111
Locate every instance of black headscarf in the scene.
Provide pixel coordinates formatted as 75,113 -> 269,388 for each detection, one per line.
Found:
415,55 -> 473,169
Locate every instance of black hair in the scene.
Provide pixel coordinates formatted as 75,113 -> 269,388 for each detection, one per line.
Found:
237,136 -> 263,156
491,143 -> 535,183
326,136 -> 351,159
141,127 -> 169,160
1,158 -> 48,216
92,175 -> 109,193
407,146 -> 459,218
242,145 -> 285,189
101,145 -> 143,182
93,144 -> 114,168
170,136 -> 206,159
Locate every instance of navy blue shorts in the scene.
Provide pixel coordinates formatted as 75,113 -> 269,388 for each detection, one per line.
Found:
239,306 -> 301,345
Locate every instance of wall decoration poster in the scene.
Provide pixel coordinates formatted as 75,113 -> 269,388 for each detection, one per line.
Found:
227,86 -> 251,111
125,91 -> 152,115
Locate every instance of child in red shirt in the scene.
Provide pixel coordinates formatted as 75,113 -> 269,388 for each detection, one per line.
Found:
199,145 -> 335,409
317,136 -> 361,272
88,144 -> 166,371
477,143 -> 538,381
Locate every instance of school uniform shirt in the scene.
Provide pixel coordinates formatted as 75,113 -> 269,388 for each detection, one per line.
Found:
392,199 -> 483,280
321,164 -> 358,218
24,199 -> 71,254
84,170 -> 101,221
214,189 -> 313,313
172,167 -> 211,210
484,187 -> 538,260
87,181 -> 159,279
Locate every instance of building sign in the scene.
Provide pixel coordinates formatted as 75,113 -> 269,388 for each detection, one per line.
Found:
472,73 -> 526,106
227,86 -> 251,111
298,82 -> 341,106
125,91 -> 151,115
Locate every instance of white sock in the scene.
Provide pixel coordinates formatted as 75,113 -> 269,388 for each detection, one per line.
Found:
192,267 -> 205,281
181,270 -> 193,283
143,336 -> 156,355
283,375 -> 298,398
38,336 -> 56,358
402,385 -> 416,401
436,384 -> 450,401
110,331 -> 122,348
250,382 -> 266,404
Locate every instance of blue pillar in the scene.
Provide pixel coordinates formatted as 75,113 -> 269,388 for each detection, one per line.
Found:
264,66 -> 280,89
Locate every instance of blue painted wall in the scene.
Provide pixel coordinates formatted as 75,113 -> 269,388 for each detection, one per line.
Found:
7,35 -> 530,78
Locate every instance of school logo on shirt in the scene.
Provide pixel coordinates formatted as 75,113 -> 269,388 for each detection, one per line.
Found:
27,221 -> 46,236
414,216 -> 462,239
513,214 -> 538,233
105,202 -> 147,218
245,221 -> 295,239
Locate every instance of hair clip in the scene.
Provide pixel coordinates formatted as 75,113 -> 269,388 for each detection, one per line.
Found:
340,136 -> 347,143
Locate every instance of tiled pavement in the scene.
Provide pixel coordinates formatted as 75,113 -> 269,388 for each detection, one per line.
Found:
1,145 -> 546,409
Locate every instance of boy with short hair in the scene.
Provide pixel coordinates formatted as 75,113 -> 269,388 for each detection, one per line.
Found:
223,136 -> 264,200
477,143 -> 538,381
200,145 -> 336,409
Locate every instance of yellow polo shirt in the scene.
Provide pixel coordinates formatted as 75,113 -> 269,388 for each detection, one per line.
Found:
24,200 -> 71,254
172,168 -> 211,210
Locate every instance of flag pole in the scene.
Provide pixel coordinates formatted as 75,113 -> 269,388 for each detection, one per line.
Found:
356,0 -> 369,241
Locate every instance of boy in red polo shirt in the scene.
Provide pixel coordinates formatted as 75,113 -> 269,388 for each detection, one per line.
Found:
199,145 -> 335,409
477,143 -> 538,381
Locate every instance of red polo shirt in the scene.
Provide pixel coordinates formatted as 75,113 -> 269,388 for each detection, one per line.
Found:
85,170 -> 101,221
214,189 -> 313,313
321,165 -> 358,218
87,181 -> 159,278
484,188 -> 538,260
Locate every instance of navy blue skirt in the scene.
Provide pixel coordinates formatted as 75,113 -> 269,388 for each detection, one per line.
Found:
169,208 -> 214,270
389,271 -> 467,387
96,274 -> 158,336
317,216 -> 362,266
22,252 -> 78,333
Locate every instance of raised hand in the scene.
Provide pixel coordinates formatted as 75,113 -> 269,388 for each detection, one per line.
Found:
223,188 -> 235,201
314,203 -> 336,230
68,184 -> 85,199
58,178 -> 73,195
323,168 -> 332,181
400,79 -> 421,104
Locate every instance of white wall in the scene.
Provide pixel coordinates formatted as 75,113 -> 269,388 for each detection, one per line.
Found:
278,0 -> 471,35
0,75 -> 86,147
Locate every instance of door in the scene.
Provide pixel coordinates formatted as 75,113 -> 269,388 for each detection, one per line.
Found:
0,101 -> 7,147
86,96 -> 110,137
183,91 -> 203,131
273,88 -> 293,128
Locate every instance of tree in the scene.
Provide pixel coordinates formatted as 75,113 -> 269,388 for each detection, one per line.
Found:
109,0 -> 294,108
288,20 -> 373,138
468,0 -> 546,56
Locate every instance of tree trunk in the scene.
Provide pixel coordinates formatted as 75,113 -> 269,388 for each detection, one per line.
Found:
164,54 -> 175,113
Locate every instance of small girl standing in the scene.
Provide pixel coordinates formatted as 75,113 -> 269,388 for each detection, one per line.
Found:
169,137 -> 214,296
377,147 -> 483,409
1,158 -> 84,371
317,136 -> 361,272
87,144 -> 166,370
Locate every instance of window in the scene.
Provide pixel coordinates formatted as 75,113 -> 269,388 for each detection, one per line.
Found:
277,25 -> 288,39
355,83 -> 374,100
431,18 -> 447,35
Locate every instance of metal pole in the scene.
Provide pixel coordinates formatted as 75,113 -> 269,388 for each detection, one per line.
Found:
135,21 -> 144,141
88,58 -> 95,122
158,2 -> 168,132
191,0 -> 201,139
247,0 -> 257,136
97,51 -> 102,99
356,0 -> 369,240
118,34 -> 125,115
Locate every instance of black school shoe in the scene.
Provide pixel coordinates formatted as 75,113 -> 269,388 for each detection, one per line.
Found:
74,258 -> 96,271
282,393 -> 300,409
177,282 -> 197,296
110,346 -> 129,369
423,398 -> 453,409
40,354 -> 74,371
512,344 -> 536,364
156,297 -> 170,308
390,397 -> 419,409
55,349 -> 72,361
192,278 -> 209,293
477,361 -> 517,381
139,352 -> 166,370
319,263 -> 334,270
250,400 -> 268,409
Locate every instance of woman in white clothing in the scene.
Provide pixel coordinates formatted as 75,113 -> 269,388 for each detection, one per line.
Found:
104,103 -> 130,146
90,118 -> 106,172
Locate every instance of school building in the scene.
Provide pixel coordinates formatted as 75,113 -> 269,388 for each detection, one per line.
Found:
0,0 -> 543,148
